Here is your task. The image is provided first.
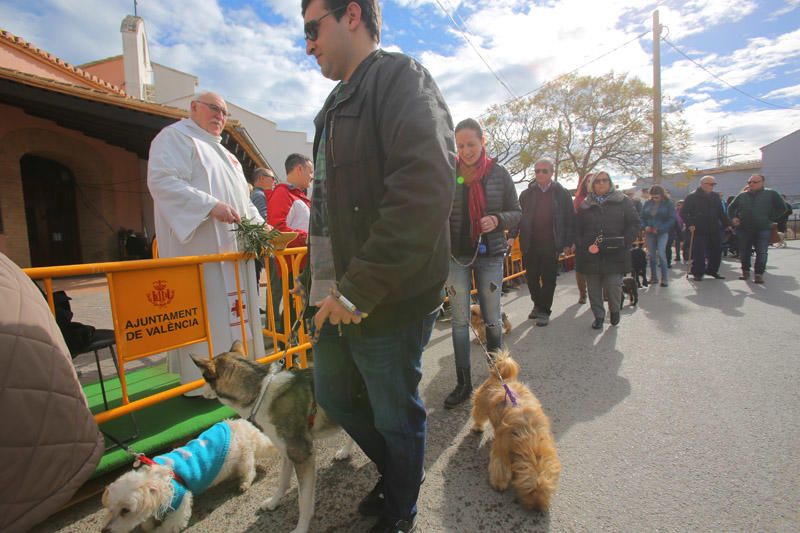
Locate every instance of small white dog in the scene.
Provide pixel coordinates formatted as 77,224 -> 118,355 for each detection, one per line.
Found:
101,419 -> 274,533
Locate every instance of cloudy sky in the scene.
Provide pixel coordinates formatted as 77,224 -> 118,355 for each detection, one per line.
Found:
3,0 -> 799,185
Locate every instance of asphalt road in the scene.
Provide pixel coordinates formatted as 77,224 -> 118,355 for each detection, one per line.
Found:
37,245 -> 800,532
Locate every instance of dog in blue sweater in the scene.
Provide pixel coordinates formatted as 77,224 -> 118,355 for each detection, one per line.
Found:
101,419 -> 274,532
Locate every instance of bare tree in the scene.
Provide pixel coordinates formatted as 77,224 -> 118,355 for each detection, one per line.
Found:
482,72 -> 691,183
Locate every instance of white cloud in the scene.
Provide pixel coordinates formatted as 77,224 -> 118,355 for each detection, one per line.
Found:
767,0 -> 800,20
661,28 -> 800,100
655,0 -> 757,40
2,0 -> 797,164
763,84 -> 800,100
682,98 -> 800,167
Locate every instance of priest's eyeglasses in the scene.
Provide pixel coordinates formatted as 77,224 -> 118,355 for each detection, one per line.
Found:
195,100 -> 231,118
304,5 -> 347,41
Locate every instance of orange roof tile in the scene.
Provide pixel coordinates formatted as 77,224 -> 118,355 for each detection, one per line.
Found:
0,28 -> 126,95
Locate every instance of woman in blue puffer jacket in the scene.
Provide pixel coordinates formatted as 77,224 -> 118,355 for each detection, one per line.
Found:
641,185 -> 676,287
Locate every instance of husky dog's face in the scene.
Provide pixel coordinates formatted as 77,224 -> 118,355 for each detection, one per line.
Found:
191,341 -> 264,406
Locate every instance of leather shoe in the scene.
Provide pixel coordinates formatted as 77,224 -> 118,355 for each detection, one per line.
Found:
610,312 -> 620,326
369,517 -> 416,533
591,317 -> 604,329
708,273 -> 725,279
692,275 -> 703,281
358,477 -> 385,516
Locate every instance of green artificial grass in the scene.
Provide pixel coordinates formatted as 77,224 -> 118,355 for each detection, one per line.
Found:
84,363 -> 235,477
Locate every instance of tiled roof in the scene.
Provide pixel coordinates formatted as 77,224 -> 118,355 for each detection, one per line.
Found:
0,28 -> 126,95
0,66 -> 266,169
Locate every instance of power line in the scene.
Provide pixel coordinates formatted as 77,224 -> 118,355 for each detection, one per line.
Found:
662,36 -> 800,111
432,0 -> 518,100
478,29 -> 650,117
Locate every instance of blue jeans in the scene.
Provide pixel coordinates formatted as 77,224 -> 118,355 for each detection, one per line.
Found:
738,228 -> 772,274
645,232 -> 669,282
313,311 -> 436,521
446,255 -> 504,368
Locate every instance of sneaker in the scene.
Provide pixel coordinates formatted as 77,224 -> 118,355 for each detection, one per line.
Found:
754,274 -> 764,284
535,314 -> 549,327
358,477 -> 385,516
708,273 -> 725,279
692,275 -> 703,281
578,296 -> 587,304
610,312 -> 620,326
739,271 -> 750,281
527,307 -> 542,320
660,281 -> 668,287
370,517 -> 416,533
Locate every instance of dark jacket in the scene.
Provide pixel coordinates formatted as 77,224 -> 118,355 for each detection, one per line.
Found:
575,191 -> 640,275
640,198 -> 676,234
450,163 -> 521,257
681,187 -> 730,233
728,188 -> 787,231
307,49 -> 455,335
518,180 -> 575,252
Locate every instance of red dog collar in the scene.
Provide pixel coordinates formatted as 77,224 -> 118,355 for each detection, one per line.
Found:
135,454 -> 188,488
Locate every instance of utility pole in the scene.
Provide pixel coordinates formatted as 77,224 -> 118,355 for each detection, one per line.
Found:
652,10 -> 663,184
553,121 -> 562,182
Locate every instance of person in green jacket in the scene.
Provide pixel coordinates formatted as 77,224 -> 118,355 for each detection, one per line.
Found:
728,174 -> 788,283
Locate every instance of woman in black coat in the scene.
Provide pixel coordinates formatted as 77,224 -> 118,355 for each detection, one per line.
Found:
444,118 -> 521,408
575,171 -> 640,329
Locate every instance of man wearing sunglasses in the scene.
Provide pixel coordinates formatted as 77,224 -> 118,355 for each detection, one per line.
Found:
298,1 -> 454,532
728,174 -> 790,283
517,158 -> 575,326
681,175 -> 732,281
148,91 -> 267,392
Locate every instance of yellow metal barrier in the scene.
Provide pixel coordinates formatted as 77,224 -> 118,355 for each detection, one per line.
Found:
261,246 -> 310,369
24,235 -> 601,426
24,251 -> 311,426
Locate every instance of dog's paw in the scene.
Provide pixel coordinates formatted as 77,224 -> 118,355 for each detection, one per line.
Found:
261,495 -> 282,511
471,425 -> 485,433
489,475 -> 510,492
239,480 -> 253,492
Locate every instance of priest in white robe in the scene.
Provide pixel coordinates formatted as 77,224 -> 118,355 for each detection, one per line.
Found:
147,91 -> 265,396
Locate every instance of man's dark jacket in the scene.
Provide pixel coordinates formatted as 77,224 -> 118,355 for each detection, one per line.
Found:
450,163 -> 521,257
518,180 -> 575,253
307,49 -> 455,334
728,188 -> 787,231
681,187 -> 730,233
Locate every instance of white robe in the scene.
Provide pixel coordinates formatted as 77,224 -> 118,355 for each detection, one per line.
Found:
147,118 -> 264,394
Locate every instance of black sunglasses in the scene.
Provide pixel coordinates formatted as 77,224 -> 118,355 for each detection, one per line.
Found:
304,5 -> 347,41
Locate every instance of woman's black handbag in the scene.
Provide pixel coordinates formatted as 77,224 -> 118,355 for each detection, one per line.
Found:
599,236 -> 625,253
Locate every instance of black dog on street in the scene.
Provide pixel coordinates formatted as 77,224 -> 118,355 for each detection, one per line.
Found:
630,245 -> 647,288
622,276 -> 638,306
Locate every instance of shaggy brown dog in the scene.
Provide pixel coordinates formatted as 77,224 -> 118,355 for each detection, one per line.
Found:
470,304 -> 513,345
471,350 -> 561,511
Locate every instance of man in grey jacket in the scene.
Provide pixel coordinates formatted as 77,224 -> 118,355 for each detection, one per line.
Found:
301,1 -> 455,531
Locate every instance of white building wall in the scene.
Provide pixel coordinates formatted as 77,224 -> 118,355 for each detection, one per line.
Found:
151,63 -> 197,106
760,129 -> 800,202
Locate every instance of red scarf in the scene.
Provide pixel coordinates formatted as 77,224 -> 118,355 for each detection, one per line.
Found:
458,148 -> 494,243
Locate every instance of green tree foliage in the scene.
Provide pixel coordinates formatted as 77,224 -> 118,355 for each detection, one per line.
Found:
483,72 -> 691,183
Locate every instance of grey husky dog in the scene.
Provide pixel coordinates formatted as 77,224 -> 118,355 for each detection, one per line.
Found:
191,341 -> 353,533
